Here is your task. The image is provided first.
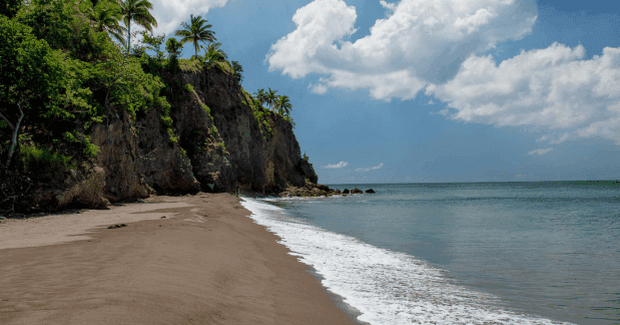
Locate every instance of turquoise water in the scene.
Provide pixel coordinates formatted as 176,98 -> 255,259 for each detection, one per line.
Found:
244,181 -> 620,325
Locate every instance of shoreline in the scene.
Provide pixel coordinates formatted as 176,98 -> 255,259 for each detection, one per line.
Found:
0,193 -> 362,324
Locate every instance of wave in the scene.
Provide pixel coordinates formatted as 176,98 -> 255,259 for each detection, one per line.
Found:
240,197 -> 574,325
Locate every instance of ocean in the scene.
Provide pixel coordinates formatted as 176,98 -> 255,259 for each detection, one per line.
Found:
240,181 -> 620,325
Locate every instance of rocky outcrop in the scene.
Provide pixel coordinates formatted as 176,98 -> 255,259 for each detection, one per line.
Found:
1,62 -> 320,214
71,62 -> 316,206
165,63 -> 317,195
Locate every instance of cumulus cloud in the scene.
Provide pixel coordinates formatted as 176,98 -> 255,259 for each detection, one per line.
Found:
150,0 -> 229,36
267,0 -> 537,100
427,44 -> 620,144
528,148 -> 554,156
325,161 -> 349,168
355,163 -> 384,172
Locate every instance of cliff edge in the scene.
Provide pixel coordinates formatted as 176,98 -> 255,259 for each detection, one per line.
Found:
1,61 -> 318,213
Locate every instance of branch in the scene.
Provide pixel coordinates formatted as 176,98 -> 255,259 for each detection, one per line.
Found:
0,110 -> 15,130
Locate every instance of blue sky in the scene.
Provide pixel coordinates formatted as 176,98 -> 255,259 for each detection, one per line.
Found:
149,0 -> 620,184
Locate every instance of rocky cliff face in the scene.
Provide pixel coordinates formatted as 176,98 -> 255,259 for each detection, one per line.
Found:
69,62 -> 318,208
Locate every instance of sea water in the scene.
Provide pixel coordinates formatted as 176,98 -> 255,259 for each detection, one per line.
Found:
240,182 -> 620,325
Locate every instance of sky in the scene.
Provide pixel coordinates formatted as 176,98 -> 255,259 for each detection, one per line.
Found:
147,0 -> 620,184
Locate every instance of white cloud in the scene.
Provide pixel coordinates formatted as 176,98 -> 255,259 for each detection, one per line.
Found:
371,162 -> 384,170
267,0 -> 537,100
355,163 -> 384,172
529,148 -> 554,156
427,44 -> 620,144
150,0 -> 229,37
324,161 -> 349,168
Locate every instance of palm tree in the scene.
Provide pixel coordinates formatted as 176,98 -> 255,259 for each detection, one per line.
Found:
204,42 -> 227,62
254,88 -> 267,106
266,88 -> 278,110
117,0 -> 157,52
88,5 -> 125,44
274,95 -> 292,116
175,14 -> 216,58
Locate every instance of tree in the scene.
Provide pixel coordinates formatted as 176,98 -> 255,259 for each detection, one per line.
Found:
231,61 -> 243,84
266,88 -> 278,110
0,17 -> 92,167
165,37 -> 182,58
141,31 -> 165,60
175,14 -> 215,58
204,42 -> 227,62
274,95 -> 292,116
254,89 -> 267,106
117,0 -> 157,52
0,0 -> 21,18
88,4 -> 125,44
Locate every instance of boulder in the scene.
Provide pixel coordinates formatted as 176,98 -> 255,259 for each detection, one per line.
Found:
365,189 -> 375,194
351,188 -> 363,194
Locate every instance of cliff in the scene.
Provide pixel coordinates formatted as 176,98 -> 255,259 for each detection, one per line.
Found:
0,61 -> 318,213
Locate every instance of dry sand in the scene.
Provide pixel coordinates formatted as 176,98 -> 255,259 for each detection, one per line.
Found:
0,193 -> 361,324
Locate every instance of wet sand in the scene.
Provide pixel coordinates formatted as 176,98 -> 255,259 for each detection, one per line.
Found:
0,193 -> 361,324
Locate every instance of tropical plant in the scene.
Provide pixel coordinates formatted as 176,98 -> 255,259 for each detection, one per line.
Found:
204,42 -> 227,62
88,4 -> 125,44
165,37 -> 182,58
174,14 -> 215,58
117,0 -> 157,52
254,88 -> 268,106
1,0 -> 21,18
140,31 -> 165,59
266,88 -> 278,110
231,61 -> 243,84
274,95 -> 292,116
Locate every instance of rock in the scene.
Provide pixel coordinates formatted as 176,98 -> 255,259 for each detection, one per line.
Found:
342,189 -> 350,194
351,188 -> 363,194
365,189 -> 376,194
56,166 -> 111,209
107,224 -> 127,229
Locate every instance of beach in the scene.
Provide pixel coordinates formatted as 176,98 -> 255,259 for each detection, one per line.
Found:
0,193 -> 360,325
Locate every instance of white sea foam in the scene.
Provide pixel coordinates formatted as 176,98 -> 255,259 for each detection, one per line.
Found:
240,197 -> 574,325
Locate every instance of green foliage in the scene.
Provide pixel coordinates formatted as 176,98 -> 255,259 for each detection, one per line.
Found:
165,37 -> 182,58
210,125 -> 218,135
252,106 -> 273,138
1,0 -> 22,18
202,104 -> 211,117
231,61 -> 243,84
118,0 -> 158,51
203,42 -> 227,63
87,3 -> 125,44
302,152 -> 309,162
141,31 -> 165,60
184,83 -> 194,92
20,143 -> 77,173
175,14 -> 216,58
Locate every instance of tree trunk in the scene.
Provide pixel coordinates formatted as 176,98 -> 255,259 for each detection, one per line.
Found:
4,103 -> 24,168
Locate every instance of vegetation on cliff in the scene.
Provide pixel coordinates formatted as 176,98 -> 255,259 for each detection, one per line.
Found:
0,0 -> 316,214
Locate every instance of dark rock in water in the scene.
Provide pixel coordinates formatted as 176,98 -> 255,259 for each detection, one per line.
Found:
342,189 -> 350,194
334,189 -> 342,194
351,188 -> 363,194
365,189 -> 375,194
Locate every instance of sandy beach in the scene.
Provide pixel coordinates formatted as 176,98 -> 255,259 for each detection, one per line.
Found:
0,193 -> 361,324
